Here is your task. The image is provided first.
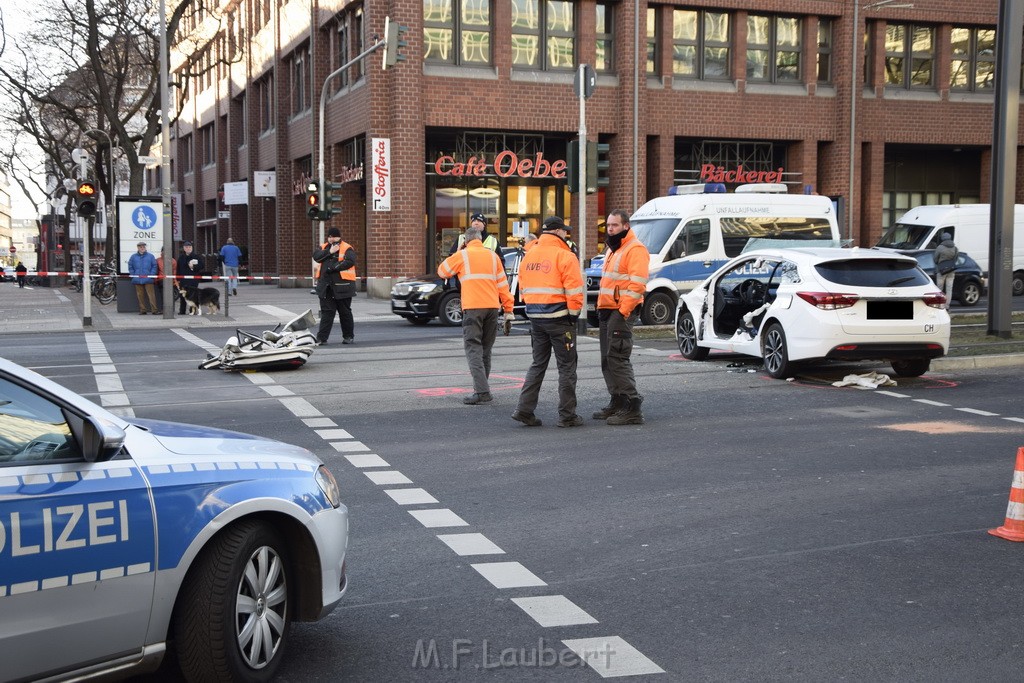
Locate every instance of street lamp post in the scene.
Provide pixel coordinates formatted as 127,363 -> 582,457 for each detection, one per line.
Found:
847,0 -> 912,243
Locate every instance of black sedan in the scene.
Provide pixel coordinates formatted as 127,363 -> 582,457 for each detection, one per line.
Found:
906,249 -> 986,306
390,248 -> 525,325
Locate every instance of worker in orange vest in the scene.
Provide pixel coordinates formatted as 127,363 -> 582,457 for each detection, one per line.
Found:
594,209 -> 650,425
438,226 -> 514,404
512,216 -> 584,428
313,227 -> 357,345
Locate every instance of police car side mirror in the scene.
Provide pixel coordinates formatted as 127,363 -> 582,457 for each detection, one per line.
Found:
81,416 -> 126,462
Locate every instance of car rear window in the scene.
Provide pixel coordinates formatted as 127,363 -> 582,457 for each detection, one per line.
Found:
814,259 -> 933,287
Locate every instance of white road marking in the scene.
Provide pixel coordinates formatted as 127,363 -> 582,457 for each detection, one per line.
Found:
315,428 -> 353,440
913,399 -> 949,407
561,636 -> 665,678
279,397 -> 321,417
100,393 -> 130,407
512,595 -> 599,627
345,453 -> 390,468
1003,417 -> 1024,424
171,328 -> 220,353
470,561 -> 546,588
260,385 -> 294,397
331,441 -> 371,453
436,533 -> 505,556
303,417 -> 337,427
409,508 -> 469,528
384,488 -> 438,505
956,407 -> 1000,416
876,390 -> 909,398
249,304 -> 301,319
363,470 -> 413,485
94,364 -> 117,374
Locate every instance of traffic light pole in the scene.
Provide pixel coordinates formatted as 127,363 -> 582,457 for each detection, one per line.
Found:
316,37 -> 387,244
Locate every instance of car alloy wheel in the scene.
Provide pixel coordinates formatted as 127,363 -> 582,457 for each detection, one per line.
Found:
676,310 -> 709,360
439,292 -> 463,326
762,323 -> 793,379
957,281 -> 981,306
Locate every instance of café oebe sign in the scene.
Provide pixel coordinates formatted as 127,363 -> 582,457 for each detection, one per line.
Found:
434,151 -> 566,179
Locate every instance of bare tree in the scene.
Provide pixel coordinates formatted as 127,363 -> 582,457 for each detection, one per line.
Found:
0,0 -> 234,257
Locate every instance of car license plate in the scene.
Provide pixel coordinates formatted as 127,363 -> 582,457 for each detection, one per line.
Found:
867,300 -> 912,320
391,298 -> 407,309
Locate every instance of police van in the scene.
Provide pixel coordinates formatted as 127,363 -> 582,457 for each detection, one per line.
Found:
586,183 -> 842,325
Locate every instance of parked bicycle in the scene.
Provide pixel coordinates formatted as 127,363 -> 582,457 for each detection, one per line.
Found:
91,264 -> 117,304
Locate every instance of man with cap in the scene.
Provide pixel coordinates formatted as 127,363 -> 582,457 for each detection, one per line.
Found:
594,209 -> 650,425
176,241 -> 205,315
512,215 -> 585,427
451,213 -> 503,259
438,224 -> 515,405
313,227 -> 358,344
128,241 -> 159,314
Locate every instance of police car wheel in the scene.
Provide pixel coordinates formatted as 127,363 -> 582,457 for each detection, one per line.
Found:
174,521 -> 291,682
640,292 -> 674,326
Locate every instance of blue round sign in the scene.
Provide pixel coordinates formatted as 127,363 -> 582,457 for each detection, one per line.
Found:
131,205 -> 158,231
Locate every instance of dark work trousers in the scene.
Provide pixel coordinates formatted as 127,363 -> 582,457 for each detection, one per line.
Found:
318,293 -> 354,342
598,309 -> 640,400
462,308 -> 499,393
515,317 -> 578,421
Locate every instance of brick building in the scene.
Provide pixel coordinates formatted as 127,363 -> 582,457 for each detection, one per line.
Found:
164,0 -> 1021,295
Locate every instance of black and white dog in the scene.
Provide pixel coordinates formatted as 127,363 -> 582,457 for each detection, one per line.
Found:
176,287 -> 221,316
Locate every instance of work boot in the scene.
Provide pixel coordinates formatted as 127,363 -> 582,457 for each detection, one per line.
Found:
592,394 -> 628,420
463,392 -> 493,405
511,410 -> 542,427
606,397 -> 644,425
557,414 -> 584,428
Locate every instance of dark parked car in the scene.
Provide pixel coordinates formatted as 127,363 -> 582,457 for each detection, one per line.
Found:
906,249 -> 986,306
0,267 -> 14,283
390,248 -> 526,325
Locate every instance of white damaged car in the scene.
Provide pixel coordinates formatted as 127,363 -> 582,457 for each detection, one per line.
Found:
674,247 -> 951,378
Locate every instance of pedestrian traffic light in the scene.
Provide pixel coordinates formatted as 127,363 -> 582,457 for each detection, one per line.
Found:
76,180 -> 98,218
584,141 -> 610,194
566,140 -> 581,194
382,16 -> 408,69
324,181 -> 343,218
305,181 -> 321,220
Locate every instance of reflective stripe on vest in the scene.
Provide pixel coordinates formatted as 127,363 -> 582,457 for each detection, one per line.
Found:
315,240 -> 357,280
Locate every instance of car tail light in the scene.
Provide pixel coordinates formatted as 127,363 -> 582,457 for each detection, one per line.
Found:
796,292 -> 859,310
923,293 -> 947,309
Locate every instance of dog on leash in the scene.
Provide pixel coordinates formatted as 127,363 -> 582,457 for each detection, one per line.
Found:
175,287 -> 221,316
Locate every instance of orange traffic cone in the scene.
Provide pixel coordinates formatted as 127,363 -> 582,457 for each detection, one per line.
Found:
989,447 -> 1024,542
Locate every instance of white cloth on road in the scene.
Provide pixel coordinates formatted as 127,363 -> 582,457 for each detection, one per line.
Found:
831,371 -> 898,390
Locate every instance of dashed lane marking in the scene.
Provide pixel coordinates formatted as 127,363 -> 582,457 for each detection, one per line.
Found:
913,399 -> 949,407
408,508 -> 469,528
345,453 -> 390,468
315,428 -> 353,440
364,470 -> 412,485
956,407 -> 1000,416
384,488 -> 439,505
436,533 -> 505,556
331,441 -> 371,453
512,596 -> 599,627
471,561 -> 547,589
562,636 -> 666,678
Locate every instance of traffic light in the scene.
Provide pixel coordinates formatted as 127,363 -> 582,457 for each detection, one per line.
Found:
566,140 -> 581,194
584,141 -> 611,194
305,181 -> 321,220
382,16 -> 408,69
76,180 -> 98,218
324,181 -> 343,218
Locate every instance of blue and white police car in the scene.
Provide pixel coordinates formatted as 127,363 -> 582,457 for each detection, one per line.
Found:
0,358 -> 349,682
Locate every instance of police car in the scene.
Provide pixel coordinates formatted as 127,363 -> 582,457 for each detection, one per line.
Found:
0,358 -> 348,681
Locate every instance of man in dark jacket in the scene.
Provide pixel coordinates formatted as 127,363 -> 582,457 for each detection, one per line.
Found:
933,232 -> 958,309
176,241 -> 205,314
313,227 -> 358,345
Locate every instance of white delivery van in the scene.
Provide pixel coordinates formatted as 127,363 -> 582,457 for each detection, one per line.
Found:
585,183 -> 841,325
874,204 -> 1024,294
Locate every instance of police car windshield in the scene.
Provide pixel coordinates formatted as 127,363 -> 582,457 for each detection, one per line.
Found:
630,219 -> 679,255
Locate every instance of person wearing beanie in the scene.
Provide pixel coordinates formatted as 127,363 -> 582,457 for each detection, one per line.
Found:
451,213 -> 503,259
512,215 -> 585,428
313,226 -> 358,344
933,231 -> 958,309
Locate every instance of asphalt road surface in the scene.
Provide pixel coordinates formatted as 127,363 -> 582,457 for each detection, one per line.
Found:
7,315 -> 1024,681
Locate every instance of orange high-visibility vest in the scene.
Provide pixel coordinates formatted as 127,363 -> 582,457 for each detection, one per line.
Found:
437,239 -> 514,312
519,233 -> 584,319
597,231 -> 649,317
315,240 -> 357,281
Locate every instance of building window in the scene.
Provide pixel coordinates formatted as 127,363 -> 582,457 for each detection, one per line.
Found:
257,73 -> 274,132
951,26 -> 995,92
424,0 -> 490,64
672,9 -> 730,80
747,15 -> 801,82
595,2 -> 613,72
511,0 -> 575,70
182,134 -> 193,173
817,17 -> 832,83
235,93 -> 247,148
201,125 -> 215,167
291,43 -> 310,115
885,24 -> 934,89
333,4 -> 365,89
646,7 -> 659,75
